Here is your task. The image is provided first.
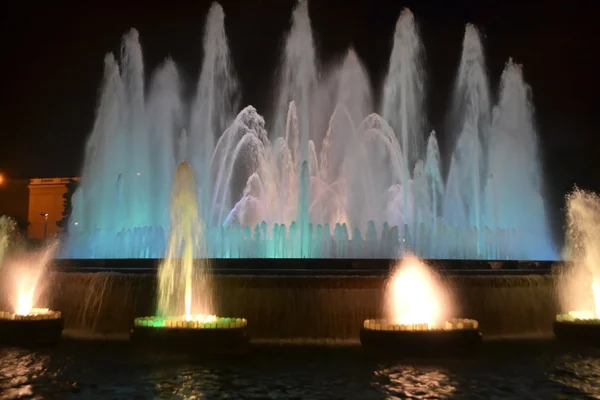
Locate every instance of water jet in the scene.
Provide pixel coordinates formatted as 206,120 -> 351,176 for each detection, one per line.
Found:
64,3 -> 556,262
554,189 -> 600,345
129,162 -> 249,354
0,243 -> 63,347
360,255 -> 482,355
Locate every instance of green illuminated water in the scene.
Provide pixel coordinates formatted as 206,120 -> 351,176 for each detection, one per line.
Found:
135,316 -> 244,329
156,162 -> 213,318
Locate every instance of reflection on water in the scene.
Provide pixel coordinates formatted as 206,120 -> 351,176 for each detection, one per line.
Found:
0,349 -> 80,399
552,351 -> 600,399
1,340 -> 600,399
374,365 -> 458,398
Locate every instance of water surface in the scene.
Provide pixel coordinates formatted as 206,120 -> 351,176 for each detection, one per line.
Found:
1,338 -> 598,399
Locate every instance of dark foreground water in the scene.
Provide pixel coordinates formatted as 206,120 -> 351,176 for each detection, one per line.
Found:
2,336 -> 600,399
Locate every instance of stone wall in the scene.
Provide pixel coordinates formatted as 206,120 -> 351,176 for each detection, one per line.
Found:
32,272 -> 560,339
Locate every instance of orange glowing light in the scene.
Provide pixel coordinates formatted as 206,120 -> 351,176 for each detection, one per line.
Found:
2,243 -> 58,316
558,189 -> 600,321
16,291 -> 34,315
183,314 -> 218,323
385,255 -> 451,328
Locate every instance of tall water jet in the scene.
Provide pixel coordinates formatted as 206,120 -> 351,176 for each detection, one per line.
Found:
424,132 -> 444,222
382,8 -> 425,236
554,189 -> 600,343
382,9 -> 425,227
68,30 -> 165,258
273,0 -> 318,245
157,162 -> 212,319
443,24 -> 492,257
273,0 -> 317,161
383,8 -> 425,168
335,49 -> 375,231
486,59 -> 555,259
132,162 -> 250,353
558,189 -> 600,319
72,53 -> 125,240
119,29 -> 152,231
190,2 -> 239,223
334,49 -> 373,128
146,59 -> 183,230
65,6 -> 557,261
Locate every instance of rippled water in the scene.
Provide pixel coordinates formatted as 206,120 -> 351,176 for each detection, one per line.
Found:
1,338 -> 600,399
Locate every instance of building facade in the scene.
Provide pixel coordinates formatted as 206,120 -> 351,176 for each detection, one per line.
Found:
27,177 -> 78,240
0,177 -> 29,227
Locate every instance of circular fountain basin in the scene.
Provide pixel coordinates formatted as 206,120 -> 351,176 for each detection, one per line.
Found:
0,309 -> 63,347
554,313 -> 600,345
130,316 -> 250,354
360,318 -> 482,356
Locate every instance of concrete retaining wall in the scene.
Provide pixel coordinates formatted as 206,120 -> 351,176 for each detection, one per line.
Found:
14,272 -> 561,339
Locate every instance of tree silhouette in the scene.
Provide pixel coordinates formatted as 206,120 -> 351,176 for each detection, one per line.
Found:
9,215 -> 29,235
57,179 -> 79,231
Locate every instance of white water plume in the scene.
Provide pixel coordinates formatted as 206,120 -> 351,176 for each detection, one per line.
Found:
559,189 -> 600,318
65,3 -> 557,261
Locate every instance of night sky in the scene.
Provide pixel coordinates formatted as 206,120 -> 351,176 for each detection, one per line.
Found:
0,0 -> 597,239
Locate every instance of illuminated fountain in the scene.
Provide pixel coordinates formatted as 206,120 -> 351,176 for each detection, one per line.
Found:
554,189 -> 600,343
0,243 -> 63,347
130,162 -> 249,353
360,255 -> 481,355
64,2 -> 556,261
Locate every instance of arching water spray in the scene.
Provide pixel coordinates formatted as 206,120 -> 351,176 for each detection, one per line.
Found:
66,5 -> 556,262
190,2 -> 239,223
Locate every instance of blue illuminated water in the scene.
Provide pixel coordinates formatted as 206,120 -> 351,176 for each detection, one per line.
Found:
64,3 -> 557,260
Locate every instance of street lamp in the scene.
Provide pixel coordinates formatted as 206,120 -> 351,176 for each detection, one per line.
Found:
40,213 -> 48,240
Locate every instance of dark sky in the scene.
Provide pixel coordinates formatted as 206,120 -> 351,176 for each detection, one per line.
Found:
0,0 -> 597,236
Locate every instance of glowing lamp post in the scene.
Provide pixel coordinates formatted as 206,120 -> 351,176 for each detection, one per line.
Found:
40,213 -> 49,240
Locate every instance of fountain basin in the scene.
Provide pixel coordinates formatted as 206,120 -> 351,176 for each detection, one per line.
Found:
359,318 -> 482,356
554,313 -> 600,345
130,316 -> 250,354
0,309 -> 64,347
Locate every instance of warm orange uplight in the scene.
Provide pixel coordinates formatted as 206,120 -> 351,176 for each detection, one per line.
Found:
385,254 -> 452,328
16,291 -> 34,315
558,189 -> 600,321
0,174 -> 4,185
183,314 -> 218,323
3,242 -> 57,316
